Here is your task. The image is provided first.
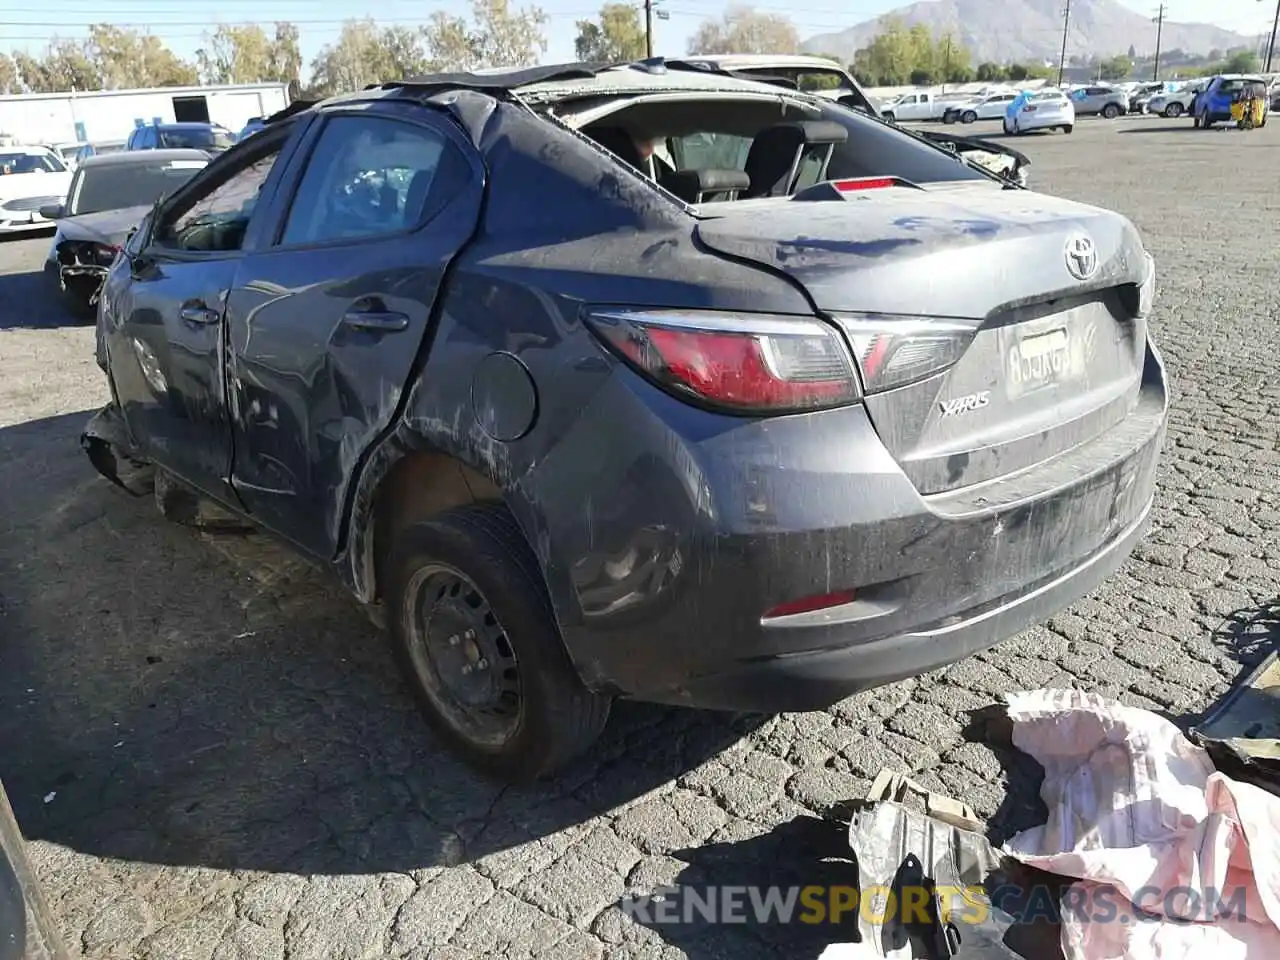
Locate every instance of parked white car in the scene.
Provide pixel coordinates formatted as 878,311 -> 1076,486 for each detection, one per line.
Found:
943,90 -> 1020,123
1146,82 -> 1204,118
0,146 -> 74,235
1004,89 -> 1076,134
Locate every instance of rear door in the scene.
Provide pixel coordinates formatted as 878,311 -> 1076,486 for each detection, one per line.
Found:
223,101 -> 484,558
102,123 -> 301,503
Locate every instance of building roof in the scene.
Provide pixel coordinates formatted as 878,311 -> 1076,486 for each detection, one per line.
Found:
0,82 -> 289,103
79,148 -> 210,168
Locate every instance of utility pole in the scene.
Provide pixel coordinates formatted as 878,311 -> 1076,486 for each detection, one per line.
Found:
1264,0 -> 1280,73
644,0 -> 654,58
1152,4 -> 1165,81
1058,0 -> 1071,87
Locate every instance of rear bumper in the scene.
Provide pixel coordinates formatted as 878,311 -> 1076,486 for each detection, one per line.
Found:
537,339 -> 1169,711
673,496 -> 1154,712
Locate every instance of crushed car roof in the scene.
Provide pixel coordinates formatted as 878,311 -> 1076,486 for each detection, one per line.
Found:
381,59 -> 831,102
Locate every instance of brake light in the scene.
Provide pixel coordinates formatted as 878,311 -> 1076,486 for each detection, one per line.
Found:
830,313 -> 981,394
584,309 -> 860,414
833,177 -> 896,192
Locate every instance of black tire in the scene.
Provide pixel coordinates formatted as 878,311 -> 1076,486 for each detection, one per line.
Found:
385,503 -> 611,782
1102,103 -> 1121,119
1062,124 -> 1073,134
1165,102 -> 1183,118
960,110 -> 977,124
1193,113 -> 1201,128
882,112 -> 896,123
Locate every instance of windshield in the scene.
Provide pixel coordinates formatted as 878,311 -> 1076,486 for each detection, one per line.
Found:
158,127 -> 234,151
1029,91 -> 1067,103
0,151 -> 65,174
68,159 -> 207,215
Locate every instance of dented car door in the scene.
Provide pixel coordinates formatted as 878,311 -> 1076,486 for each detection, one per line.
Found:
99,129 -> 298,504
222,103 -> 485,558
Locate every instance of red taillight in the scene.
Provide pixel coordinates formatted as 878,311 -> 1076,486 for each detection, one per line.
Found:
763,589 -> 857,620
584,309 -> 860,414
833,177 -> 896,192
831,313 -> 982,394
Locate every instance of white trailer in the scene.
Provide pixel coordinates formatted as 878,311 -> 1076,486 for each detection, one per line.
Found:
0,83 -> 290,146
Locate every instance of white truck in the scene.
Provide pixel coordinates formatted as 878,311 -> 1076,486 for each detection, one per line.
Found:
880,91 -> 953,122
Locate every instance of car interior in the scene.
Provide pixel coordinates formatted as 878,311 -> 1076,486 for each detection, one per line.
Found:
575,98 -> 857,205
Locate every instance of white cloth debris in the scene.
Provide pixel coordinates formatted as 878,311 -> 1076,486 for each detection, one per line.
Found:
1002,688 -> 1280,960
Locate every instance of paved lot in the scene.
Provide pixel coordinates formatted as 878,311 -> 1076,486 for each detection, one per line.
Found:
1,115 -> 1278,960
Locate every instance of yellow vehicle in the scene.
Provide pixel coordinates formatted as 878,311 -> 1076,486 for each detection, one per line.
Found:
1231,80 -> 1268,129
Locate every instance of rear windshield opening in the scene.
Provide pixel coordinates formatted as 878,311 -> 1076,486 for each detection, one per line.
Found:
568,94 -> 991,207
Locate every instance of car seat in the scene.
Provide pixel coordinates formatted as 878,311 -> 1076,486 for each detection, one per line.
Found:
585,126 -> 647,173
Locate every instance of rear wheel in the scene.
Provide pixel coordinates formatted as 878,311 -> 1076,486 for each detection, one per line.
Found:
385,503 -> 611,782
961,110 -> 977,124
1102,103 -> 1121,119
1165,102 -> 1183,118
1062,124 -> 1073,134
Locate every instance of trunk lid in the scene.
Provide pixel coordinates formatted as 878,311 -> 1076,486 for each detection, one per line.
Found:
695,184 -> 1153,497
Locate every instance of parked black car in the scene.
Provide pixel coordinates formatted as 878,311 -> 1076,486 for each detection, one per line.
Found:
41,149 -> 210,320
85,61 -> 1168,782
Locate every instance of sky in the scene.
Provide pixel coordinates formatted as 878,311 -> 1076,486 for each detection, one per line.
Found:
2,0 -> 1277,77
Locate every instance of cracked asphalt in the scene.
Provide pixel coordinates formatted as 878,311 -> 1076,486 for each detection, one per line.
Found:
1,115 -> 1278,960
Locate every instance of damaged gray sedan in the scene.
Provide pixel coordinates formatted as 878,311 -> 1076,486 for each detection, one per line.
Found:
84,60 -> 1168,782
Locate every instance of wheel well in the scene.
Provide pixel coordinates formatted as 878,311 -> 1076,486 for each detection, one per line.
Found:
368,451 -> 503,602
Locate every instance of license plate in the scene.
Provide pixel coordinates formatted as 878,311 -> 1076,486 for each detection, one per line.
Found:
1005,326 -> 1069,397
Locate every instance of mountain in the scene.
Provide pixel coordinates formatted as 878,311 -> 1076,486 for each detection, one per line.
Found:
800,0 -> 1254,65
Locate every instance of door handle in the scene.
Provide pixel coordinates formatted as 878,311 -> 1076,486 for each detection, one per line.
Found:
341,310 -> 410,333
179,303 -> 219,325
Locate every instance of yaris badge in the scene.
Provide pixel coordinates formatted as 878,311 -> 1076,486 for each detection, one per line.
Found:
1064,234 -> 1098,281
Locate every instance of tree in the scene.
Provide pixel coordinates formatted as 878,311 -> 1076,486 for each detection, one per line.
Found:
1223,50 -> 1260,73
196,23 -> 302,87
851,18 -> 917,86
1099,54 -> 1132,80
309,19 -> 433,96
0,54 -> 18,95
574,3 -> 646,62
13,40 -> 104,92
687,5 -> 799,55
975,61 -> 1006,82
852,20 -> 973,86
85,25 -> 197,88
1127,44 -> 1137,59
424,0 -> 548,72
11,26 -> 196,92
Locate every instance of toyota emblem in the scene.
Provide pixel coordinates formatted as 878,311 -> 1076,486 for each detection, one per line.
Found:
1064,234 -> 1098,281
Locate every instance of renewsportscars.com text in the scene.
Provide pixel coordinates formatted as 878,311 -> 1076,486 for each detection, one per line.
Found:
620,883 -> 1249,926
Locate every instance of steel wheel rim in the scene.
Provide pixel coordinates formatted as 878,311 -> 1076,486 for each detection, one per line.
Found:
403,563 -> 523,749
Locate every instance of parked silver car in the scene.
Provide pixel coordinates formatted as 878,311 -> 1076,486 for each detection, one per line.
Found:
1068,85 -> 1128,118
